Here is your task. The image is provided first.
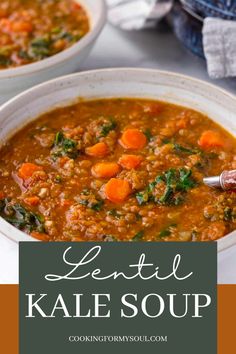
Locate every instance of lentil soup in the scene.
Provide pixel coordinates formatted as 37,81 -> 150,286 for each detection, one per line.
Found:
0,98 -> 236,242
0,0 -> 89,69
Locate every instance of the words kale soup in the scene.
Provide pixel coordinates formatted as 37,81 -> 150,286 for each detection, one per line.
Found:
20,242 -> 217,354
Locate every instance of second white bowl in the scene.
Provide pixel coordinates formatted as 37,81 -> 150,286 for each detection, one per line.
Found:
0,0 -> 106,105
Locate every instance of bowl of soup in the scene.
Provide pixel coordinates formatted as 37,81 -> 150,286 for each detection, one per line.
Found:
0,0 -> 106,104
0,68 -> 235,251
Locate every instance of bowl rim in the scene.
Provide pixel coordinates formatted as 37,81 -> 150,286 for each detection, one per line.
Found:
0,0 -> 107,79
2,67 -> 236,110
0,67 -> 236,251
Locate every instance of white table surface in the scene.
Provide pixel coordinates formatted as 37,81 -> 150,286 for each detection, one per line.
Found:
0,23 -> 236,284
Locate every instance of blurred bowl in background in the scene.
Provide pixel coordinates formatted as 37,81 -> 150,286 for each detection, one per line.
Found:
0,0 -> 106,105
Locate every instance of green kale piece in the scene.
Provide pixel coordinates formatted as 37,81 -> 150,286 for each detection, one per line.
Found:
51,131 -> 79,159
136,168 -> 196,206
0,198 -> 45,233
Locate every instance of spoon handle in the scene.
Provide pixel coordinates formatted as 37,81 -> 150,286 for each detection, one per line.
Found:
203,170 -> 236,190
220,170 -> 236,190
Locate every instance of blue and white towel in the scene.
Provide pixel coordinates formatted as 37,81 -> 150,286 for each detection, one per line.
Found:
106,0 -> 236,79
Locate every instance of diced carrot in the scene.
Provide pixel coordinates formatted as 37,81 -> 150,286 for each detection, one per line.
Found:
24,196 -> 40,206
0,34 -> 12,46
71,2 -> 82,10
119,129 -> 147,150
18,163 -> 43,180
118,154 -> 143,170
104,178 -> 132,203
0,18 -> 33,33
176,118 -> 188,129
0,18 -> 12,33
53,38 -> 67,51
0,192 -> 4,199
59,156 -> 69,167
198,130 -> 224,149
85,142 -> 109,157
11,21 -> 33,33
31,231 -> 49,242
0,8 -> 7,18
60,199 -> 73,208
144,102 -> 162,116
91,162 -> 120,178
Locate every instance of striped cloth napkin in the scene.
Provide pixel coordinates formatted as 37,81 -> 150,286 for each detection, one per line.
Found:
203,18 -> 236,79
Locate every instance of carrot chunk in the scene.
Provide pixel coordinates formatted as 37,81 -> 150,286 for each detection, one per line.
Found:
60,199 -> 73,208
0,18 -> 33,33
92,162 -> 120,178
144,102 -> 162,116
24,196 -> 40,206
0,192 -> 4,199
85,142 -> 109,157
119,129 -> 147,150
59,156 -> 70,167
0,18 -> 12,33
104,178 -> 132,203
11,21 -> 33,33
31,232 -> 49,242
18,163 -> 43,180
71,2 -> 82,10
176,118 -> 188,129
0,9 -> 7,18
119,154 -> 143,170
198,130 -> 224,149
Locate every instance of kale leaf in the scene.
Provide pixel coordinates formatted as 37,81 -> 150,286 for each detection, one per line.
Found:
76,190 -> 104,211
29,37 -> 52,59
0,198 -> 45,233
143,128 -> 153,141
107,209 -> 121,218
136,168 -> 196,206
173,143 -> 201,155
132,230 -> 144,241
99,118 -> 117,138
51,131 -> 79,159
0,55 -> 11,66
158,224 -> 177,238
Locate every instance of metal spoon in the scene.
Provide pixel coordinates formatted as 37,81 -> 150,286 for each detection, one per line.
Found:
203,170 -> 236,191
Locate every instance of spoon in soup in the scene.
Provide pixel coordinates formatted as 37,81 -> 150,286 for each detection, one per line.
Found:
203,170 -> 236,190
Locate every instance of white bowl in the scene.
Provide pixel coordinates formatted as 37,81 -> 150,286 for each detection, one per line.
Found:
0,0 -> 106,105
0,68 -> 235,251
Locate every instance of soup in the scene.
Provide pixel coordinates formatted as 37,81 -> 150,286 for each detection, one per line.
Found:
0,98 -> 236,241
0,0 -> 89,69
